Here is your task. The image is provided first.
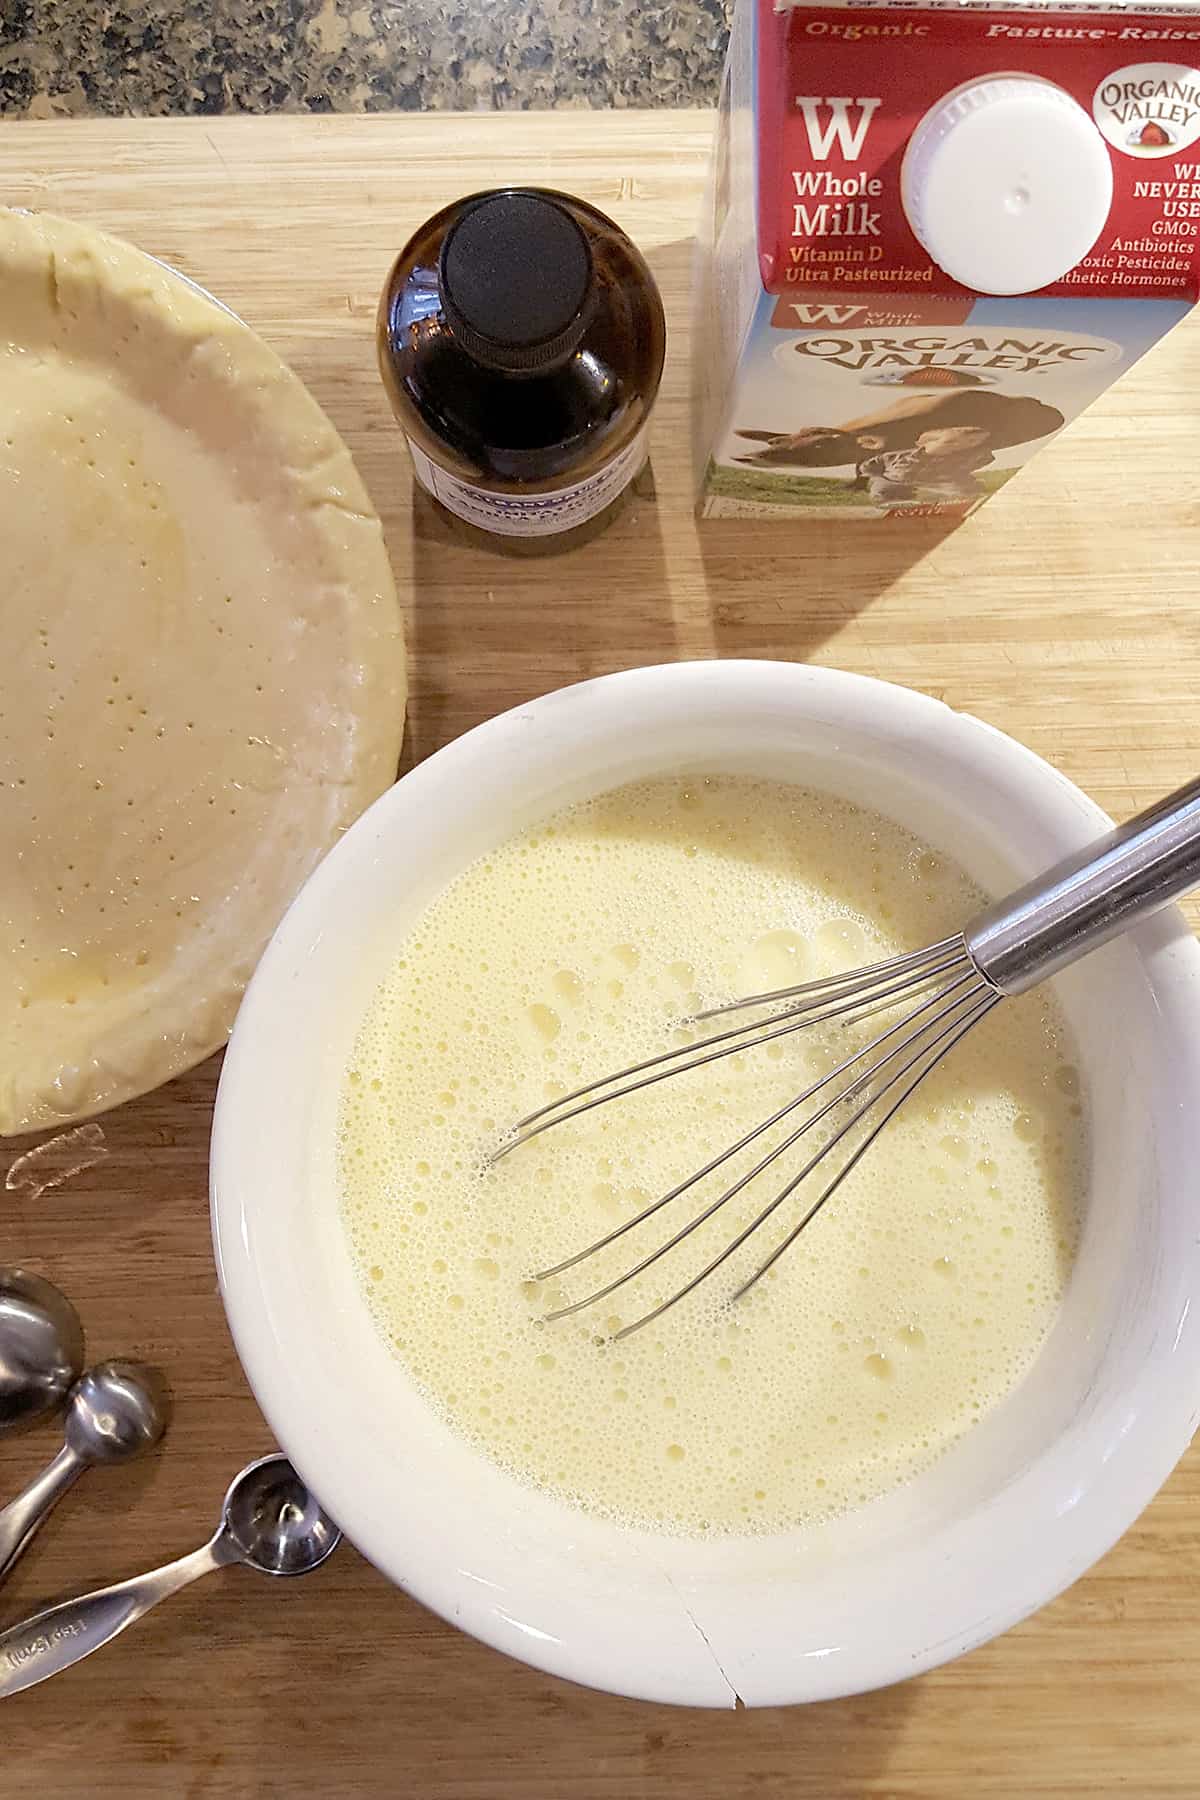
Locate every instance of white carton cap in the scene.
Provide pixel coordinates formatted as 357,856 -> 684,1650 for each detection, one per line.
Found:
901,75 -> 1114,295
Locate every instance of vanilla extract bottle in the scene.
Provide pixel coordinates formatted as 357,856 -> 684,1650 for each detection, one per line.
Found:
377,188 -> 666,553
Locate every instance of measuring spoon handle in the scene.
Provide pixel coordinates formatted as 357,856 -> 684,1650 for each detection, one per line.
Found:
0,1445 -> 82,1585
0,1537 -> 224,1697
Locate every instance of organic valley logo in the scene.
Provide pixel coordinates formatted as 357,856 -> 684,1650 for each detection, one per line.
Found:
1093,63 -> 1200,157
789,332 -> 1121,378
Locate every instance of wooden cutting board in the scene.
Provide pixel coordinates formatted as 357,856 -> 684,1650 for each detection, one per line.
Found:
2,113 -> 1199,1799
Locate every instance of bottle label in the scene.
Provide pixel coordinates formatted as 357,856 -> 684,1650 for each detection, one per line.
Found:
406,428 -> 648,537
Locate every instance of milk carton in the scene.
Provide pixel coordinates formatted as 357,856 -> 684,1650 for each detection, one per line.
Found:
696,0 -> 1200,519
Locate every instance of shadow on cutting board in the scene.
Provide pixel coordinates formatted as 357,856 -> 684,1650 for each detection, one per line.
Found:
402,467 -> 675,771
696,511 -> 965,667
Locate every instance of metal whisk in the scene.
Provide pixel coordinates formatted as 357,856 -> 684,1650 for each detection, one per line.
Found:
495,777 -> 1200,1340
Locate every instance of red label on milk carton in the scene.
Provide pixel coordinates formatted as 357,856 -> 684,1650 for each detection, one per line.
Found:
761,8 -> 1200,298
695,0 -> 1200,519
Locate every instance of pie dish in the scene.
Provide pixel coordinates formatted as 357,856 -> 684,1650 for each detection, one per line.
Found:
1,208 -> 405,1136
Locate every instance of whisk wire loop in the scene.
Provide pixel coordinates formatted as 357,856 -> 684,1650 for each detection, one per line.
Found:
534,965 -> 981,1292
543,975 -> 995,1339
497,774 -> 1200,1336
497,935 -> 972,1159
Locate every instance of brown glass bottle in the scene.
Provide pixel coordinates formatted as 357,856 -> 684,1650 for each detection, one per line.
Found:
377,188 -> 666,554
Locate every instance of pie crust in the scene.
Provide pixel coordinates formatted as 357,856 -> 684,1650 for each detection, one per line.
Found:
1,209 -> 406,1136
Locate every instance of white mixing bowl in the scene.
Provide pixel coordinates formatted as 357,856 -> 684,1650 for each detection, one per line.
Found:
211,661 -> 1200,1707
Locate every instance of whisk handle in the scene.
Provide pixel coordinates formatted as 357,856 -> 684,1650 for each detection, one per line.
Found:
965,776 -> 1200,997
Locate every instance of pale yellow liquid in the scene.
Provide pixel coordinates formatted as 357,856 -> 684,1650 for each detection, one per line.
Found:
338,777 -> 1084,1537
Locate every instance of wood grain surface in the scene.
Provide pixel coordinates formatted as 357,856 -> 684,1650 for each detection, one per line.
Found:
2,112 -> 1199,1799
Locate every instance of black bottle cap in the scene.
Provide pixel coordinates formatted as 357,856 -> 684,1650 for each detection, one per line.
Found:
439,191 -> 595,374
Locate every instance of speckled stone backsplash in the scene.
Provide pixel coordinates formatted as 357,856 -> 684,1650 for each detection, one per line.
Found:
1,0 -> 730,115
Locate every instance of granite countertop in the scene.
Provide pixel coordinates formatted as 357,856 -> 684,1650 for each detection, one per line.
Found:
1,0 -> 730,116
